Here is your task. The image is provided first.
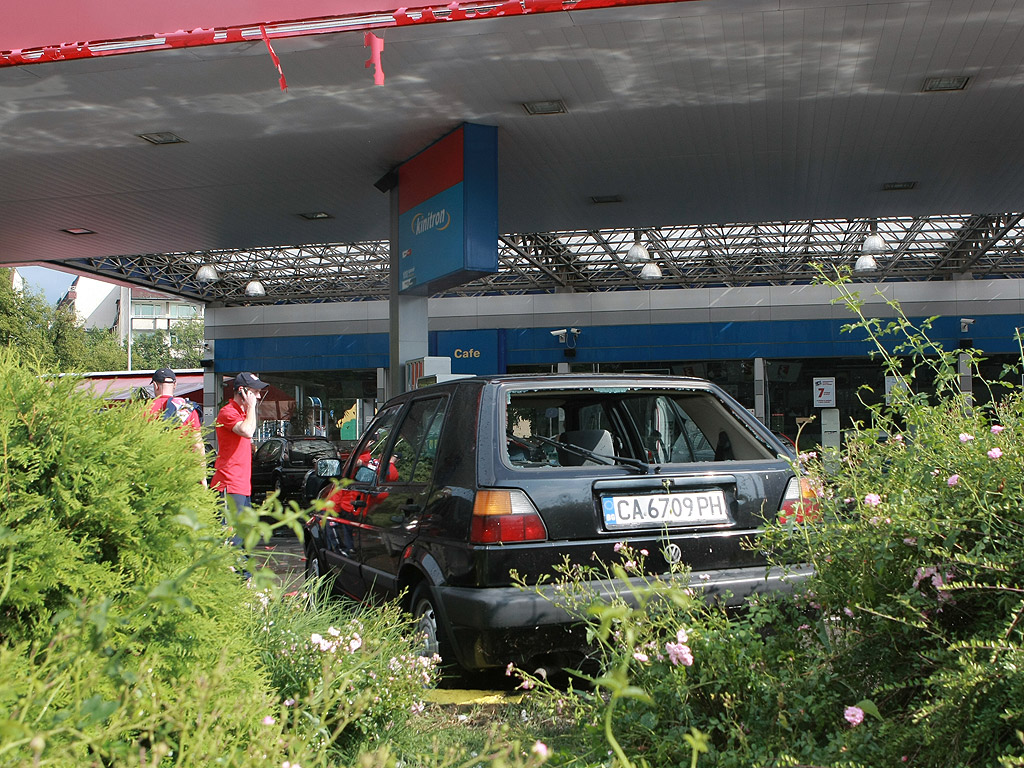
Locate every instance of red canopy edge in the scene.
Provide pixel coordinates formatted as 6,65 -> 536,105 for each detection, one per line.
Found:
76,373 -> 205,403
1,0 -> 690,68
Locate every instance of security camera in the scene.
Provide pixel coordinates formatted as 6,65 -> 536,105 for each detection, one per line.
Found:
550,329 -> 568,339
960,318 -> 975,333
569,327 -> 581,336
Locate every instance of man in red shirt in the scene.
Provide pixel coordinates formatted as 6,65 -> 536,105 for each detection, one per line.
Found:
148,368 -> 206,486
211,372 -> 268,516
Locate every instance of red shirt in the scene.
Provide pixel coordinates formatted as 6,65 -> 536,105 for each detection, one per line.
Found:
148,395 -> 202,431
211,400 -> 252,495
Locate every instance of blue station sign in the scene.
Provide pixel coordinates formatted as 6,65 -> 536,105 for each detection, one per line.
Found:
397,123 -> 498,295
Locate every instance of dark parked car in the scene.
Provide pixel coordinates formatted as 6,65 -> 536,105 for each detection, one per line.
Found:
303,374 -> 816,672
251,436 -> 340,504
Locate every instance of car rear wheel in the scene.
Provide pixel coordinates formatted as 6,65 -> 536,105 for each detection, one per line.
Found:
411,584 -> 452,663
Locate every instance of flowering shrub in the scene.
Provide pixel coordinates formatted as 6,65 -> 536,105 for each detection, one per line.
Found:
515,276 -> 1024,767
250,586 -> 440,755
761,277 -> 1024,766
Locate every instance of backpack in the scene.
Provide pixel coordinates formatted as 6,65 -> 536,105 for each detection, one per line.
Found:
163,396 -> 202,425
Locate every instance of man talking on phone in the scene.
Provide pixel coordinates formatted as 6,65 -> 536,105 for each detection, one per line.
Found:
211,372 -> 269,516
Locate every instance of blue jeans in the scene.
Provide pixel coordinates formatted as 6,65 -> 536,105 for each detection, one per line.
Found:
220,492 -> 252,577
221,492 -> 252,519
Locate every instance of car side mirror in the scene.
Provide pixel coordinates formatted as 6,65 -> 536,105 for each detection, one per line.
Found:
316,458 -> 342,477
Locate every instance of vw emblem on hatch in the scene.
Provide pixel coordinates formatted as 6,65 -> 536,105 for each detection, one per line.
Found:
663,542 -> 682,565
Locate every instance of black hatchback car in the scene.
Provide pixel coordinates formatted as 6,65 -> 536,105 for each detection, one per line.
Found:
304,374 -> 816,672
251,435 -> 339,504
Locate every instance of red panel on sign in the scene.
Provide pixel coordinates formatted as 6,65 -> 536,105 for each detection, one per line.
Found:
398,128 -> 464,215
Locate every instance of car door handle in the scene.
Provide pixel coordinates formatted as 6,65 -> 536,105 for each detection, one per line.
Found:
401,503 -> 422,516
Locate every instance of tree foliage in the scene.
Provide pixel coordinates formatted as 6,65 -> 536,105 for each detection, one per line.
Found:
1,269 -> 203,373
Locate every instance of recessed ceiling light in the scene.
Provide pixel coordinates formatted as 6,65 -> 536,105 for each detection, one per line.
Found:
883,181 -> 917,191
298,211 -> 333,220
522,100 -> 567,116
590,195 -> 623,204
922,76 -> 969,92
137,132 -> 187,145
62,227 -> 95,235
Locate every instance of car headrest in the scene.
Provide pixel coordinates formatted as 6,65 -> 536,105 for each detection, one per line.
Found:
557,429 -> 613,466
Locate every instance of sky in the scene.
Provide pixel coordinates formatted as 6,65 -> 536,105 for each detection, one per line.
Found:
16,265 -> 77,304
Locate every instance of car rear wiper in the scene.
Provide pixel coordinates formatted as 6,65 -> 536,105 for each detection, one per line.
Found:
524,433 -> 654,474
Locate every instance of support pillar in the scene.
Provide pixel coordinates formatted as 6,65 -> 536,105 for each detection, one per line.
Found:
387,184 -> 429,399
754,357 -> 767,425
958,351 -> 973,410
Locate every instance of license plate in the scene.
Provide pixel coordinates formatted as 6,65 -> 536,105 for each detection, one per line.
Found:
601,489 -> 729,529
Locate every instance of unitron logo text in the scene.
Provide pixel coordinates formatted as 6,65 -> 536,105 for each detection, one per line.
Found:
411,209 -> 451,235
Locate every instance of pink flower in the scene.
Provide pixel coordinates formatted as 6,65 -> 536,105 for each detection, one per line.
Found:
505,662 -> 515,676
411,701 -> 425,714
959,433 -> 974,443
992,424 -> 1005,434
947,474 -> 959,486
844,706 -> 864,726
633,651 -> 649,663
348,634 -> 362,652
843,607 -> 854,617
864,493 -> 882,507
988,447 -> 1003,459
532,741 -> 551,760
666,641 -> 694,667
676,627 -> 689,643
262,715 -> 276,726
613,542 -> 624,552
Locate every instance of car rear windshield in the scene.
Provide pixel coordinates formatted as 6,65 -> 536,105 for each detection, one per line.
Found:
291,440 -> 336,461
504,387 -> 775,468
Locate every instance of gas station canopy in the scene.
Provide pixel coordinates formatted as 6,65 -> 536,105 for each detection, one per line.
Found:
4,0 -> 1024,303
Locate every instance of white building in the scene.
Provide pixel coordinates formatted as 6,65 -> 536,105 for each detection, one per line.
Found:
59,275 -> 203,344
8,267 -> 25,294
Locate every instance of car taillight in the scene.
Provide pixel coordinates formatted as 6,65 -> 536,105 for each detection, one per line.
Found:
470,489 -> 548,544
778,476 -> 821,523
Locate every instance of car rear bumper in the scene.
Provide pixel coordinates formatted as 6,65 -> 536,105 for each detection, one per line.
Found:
437,563 -> 813,669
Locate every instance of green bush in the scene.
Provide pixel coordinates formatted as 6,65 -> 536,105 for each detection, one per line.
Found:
0,350 -> 471,768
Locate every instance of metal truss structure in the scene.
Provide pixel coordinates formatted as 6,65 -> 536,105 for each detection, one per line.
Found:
62,212 -> 1024,306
